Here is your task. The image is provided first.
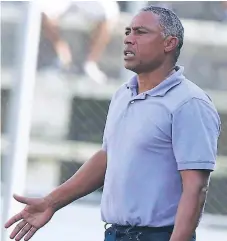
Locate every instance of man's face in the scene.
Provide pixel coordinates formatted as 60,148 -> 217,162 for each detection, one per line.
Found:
123,11 -> 166,73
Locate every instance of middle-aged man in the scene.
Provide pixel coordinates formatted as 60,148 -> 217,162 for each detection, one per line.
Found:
4,6 -> 221,241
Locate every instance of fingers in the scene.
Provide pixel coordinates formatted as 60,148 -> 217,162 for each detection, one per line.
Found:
14,224 -> 32,241
5,213 -> 23,228
10,220 -> 27,239
13,194 -> 32,205
24,227 -> 38,241
6,219 -> 38,241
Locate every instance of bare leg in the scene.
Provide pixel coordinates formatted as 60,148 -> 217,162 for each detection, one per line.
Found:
42,13 -> 72,67
84,19 -> 117,83
86,20 -> 112,63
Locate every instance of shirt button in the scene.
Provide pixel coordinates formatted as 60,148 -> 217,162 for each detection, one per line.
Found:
130,101 -> 135,104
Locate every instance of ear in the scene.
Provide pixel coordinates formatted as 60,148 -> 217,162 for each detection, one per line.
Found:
164,36 -> 179,53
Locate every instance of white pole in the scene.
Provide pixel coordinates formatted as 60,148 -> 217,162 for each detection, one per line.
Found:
2,2 -> 41,241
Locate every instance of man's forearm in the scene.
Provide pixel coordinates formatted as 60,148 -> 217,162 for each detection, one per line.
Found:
170,188 -> 207,241
45,150 -> 107,212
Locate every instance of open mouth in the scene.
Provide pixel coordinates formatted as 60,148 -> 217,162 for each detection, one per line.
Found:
124,50 -> 135,57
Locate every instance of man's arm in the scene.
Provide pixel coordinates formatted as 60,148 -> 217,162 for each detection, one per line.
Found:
170,170 -> 210,241
45,149 -> 107,212
171,98 -> 221,241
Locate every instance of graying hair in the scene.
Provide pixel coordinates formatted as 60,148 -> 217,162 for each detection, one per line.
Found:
141,5 -> 184,63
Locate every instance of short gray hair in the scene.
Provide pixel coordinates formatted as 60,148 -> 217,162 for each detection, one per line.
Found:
141,5 -> 184,63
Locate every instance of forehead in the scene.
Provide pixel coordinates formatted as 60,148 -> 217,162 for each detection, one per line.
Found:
129,11 -> 161,30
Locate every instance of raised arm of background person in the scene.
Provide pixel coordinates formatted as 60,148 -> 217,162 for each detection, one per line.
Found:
4,149 -> 107,241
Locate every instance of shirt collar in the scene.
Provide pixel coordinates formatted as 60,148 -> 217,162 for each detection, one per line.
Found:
126,66 -> 185,97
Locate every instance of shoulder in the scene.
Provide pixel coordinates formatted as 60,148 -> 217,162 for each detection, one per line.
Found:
166,78 -> 217,113
106,83 -> 129,114
171,81 -> 221,134
110,83 -> 129,103
175,79 -> 217,112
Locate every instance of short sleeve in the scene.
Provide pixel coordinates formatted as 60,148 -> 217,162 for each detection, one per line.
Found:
172,98 -> 221,171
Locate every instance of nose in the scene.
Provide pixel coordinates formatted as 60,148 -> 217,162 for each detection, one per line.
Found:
124,34 -> 136,45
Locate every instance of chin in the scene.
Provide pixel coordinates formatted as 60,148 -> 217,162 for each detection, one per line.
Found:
124,63 -> 138,73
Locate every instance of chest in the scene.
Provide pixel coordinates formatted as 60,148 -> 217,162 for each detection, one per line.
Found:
105,95 -> 172,146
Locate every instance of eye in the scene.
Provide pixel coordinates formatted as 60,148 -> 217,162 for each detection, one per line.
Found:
136,30 -> 146,35
125,31 -> 130,36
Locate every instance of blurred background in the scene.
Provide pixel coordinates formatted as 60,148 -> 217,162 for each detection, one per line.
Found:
1,1 -> 227,241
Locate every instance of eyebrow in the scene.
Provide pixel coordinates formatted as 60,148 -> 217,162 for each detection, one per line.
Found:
125,26 -> 151,32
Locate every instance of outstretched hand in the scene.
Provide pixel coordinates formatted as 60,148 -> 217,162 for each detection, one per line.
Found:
4,194 -> 55,241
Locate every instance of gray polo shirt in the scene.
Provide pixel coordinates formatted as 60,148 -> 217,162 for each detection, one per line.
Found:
100,66 -> 221,227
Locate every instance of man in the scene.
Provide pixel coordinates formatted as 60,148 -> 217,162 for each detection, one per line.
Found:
40,0 -> 119,83
4,6 -> 221,241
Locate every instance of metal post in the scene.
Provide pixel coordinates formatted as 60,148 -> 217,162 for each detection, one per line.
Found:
2,2 -> 41,241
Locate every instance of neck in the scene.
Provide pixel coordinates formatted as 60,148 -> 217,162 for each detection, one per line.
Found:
137,64 -> 176,94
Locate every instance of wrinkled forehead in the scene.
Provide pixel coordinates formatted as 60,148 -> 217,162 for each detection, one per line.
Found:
129,11 -> 162,31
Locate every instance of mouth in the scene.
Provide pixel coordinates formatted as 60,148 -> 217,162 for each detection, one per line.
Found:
124,50 -> 135,60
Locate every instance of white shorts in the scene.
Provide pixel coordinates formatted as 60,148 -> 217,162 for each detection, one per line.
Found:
39,0 -> 119,20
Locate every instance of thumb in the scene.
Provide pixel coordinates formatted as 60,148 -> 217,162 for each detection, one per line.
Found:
13,194 -> 34,205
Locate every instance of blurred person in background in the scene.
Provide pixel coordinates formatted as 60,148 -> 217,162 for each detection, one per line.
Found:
40,0 -> 119,84
222,1 -> 227,21
4,5 -> 221,241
